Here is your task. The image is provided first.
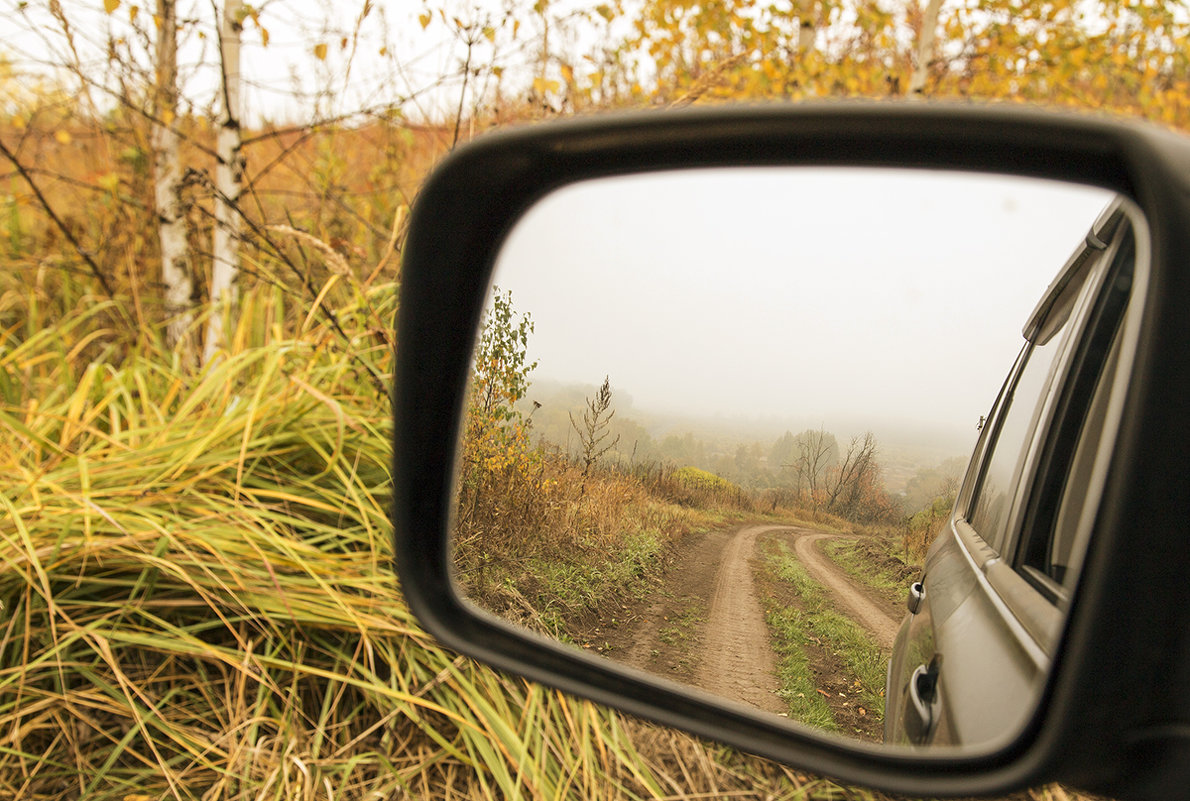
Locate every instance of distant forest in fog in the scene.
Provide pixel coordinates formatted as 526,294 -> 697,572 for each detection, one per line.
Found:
518,378 -> 969,515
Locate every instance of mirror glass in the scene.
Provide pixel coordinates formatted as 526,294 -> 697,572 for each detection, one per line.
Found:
450,167 -> 1131,752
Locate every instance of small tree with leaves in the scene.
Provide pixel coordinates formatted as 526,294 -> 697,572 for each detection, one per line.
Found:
458,288 -> 538,522
570,375 -> 620,493
471,287 -> 536,425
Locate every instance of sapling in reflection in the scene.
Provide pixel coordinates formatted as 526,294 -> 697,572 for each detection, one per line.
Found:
569,375 -> 620,496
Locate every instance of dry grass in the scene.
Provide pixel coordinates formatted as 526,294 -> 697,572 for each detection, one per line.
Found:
451,433 -> 772,640
0,276 -> 896,800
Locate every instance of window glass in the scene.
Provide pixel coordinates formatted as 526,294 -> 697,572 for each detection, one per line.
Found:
1019,229 -> 1134,595
1026,324 -> 1120,586
968,324 -> 1072,554
956,350 -> 1022,515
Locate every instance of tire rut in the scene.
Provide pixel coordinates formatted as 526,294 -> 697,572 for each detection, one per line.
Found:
789,529 -> 900,649
693,525 -> 785,714
600,523 -> 900,718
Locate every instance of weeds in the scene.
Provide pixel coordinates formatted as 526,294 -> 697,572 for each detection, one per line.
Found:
453,446 -> 730,638
765,603 -> 840,732
822,538 -> 919,605
656,599 -> 704,653
902,494 -> 956,562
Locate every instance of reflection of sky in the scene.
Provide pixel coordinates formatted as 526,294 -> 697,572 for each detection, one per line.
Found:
490,168 -> 1115,436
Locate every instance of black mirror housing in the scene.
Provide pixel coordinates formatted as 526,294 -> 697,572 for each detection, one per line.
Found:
392,103 -> 1190,800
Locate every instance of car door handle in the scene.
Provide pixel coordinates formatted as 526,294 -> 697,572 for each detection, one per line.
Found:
907,581 -> 926,614
905,662 -> 939,745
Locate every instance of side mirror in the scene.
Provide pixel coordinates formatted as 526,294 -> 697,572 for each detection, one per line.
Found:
393,105 -> 1190,799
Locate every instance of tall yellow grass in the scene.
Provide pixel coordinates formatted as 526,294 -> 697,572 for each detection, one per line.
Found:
0,278 -> 857,800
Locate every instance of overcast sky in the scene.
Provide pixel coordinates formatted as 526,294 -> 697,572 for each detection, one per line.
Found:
2,0 -> 592,122
489,167 -> 1115,441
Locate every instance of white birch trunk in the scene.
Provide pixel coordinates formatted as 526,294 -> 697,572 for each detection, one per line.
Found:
153,0 -> 194,356
909,0 -> 945,96
796,0 -> 817,53
204,0 -> 244,364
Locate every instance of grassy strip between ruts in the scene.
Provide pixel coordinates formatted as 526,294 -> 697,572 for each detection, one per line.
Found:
760,538 -> 888,738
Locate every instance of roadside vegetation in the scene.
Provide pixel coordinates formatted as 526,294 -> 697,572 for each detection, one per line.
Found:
823,538 -> 920,608
452,313 -> 754,637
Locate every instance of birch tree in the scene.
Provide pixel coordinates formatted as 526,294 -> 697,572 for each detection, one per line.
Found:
204,0 -> 244,364
152,0 -> 194,356
794,0 -> 817,54
908,0 -> 944,96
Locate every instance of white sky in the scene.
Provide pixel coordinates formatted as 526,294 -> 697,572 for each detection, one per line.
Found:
490,167 -> 1114,438
1,0 -> 598,123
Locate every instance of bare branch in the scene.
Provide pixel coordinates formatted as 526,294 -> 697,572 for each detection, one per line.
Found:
0,136 -> 115,299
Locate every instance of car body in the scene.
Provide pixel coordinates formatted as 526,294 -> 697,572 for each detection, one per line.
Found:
884,199 -> 1138,748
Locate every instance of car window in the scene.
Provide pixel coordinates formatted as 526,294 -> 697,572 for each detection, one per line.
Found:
967,320 -> 1075,555
954,350 -> 1020,519
964,208 -> 1134,615
1016,226 -> 1134,600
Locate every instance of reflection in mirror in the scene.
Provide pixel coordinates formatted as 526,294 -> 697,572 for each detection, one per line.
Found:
450,168 -> 1133,752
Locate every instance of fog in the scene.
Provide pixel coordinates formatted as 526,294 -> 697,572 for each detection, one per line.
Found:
487,167 -> 1115,448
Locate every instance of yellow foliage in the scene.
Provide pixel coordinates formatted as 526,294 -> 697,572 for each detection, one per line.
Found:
615,0 -> 1190,130
96,172 -> 120,192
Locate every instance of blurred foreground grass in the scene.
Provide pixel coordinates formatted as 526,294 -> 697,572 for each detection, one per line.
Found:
0,283 -> 858,800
